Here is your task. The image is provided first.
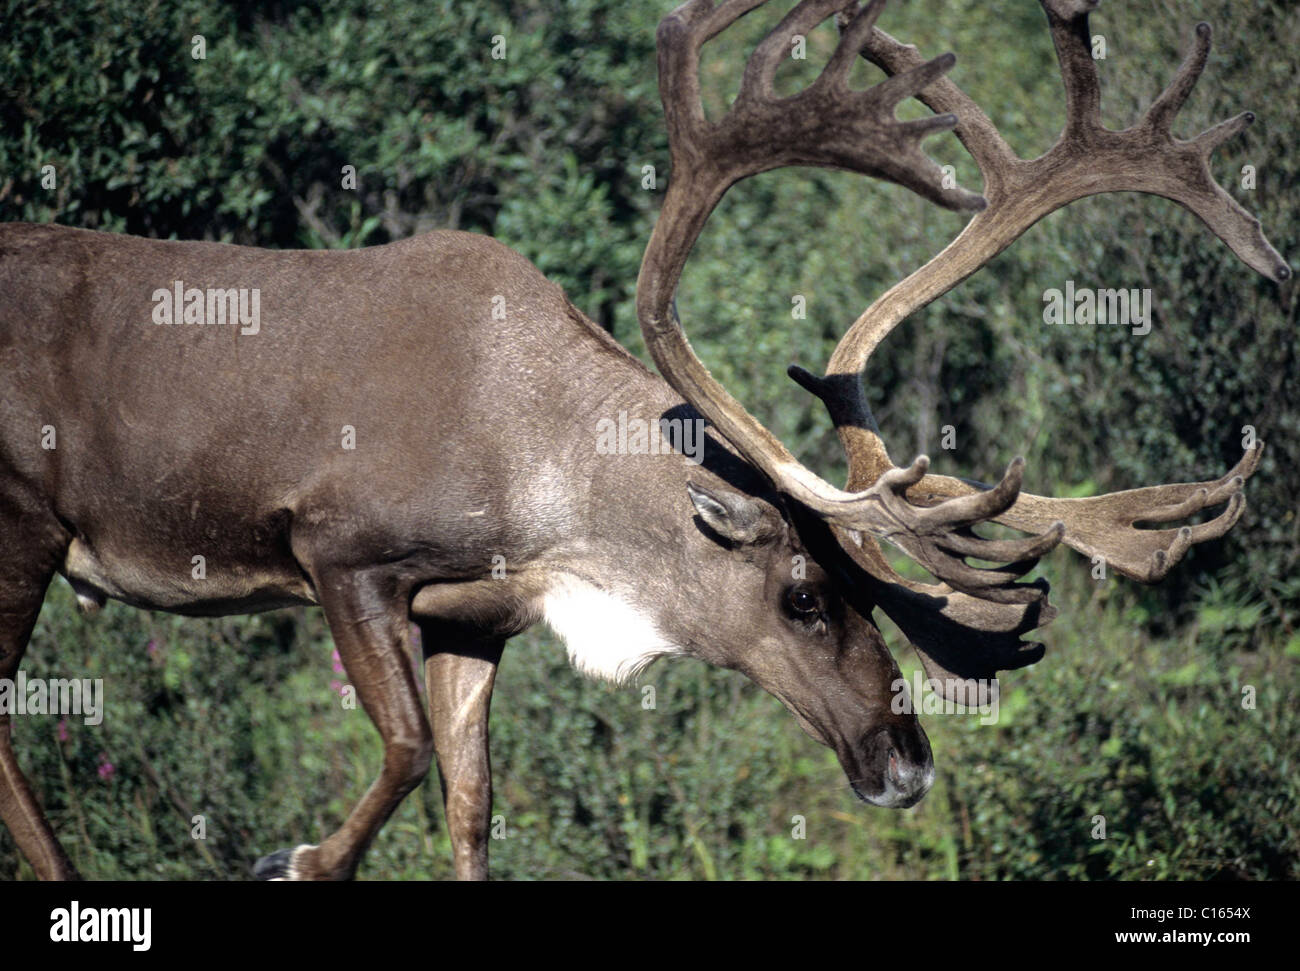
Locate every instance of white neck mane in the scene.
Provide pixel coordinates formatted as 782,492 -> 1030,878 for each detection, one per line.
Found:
539,574 -> 680,684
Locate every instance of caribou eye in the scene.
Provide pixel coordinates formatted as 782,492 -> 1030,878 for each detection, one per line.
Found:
787,588 -> 819,616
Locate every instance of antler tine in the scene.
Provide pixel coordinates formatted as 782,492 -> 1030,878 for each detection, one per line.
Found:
853,23 -> 1019,190
1144,20 -> 1210,133
875,455 -> 1022,534
824,0 -> 889,79
695,0 -> 772,41
1042,0 -> 1103,135
863,456 -> 1064,602
741,0 -> 857,101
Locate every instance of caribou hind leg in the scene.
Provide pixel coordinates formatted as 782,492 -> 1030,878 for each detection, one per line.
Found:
254,565 -> 433,880
0,503 -> 79,880
420,622 -> 505,881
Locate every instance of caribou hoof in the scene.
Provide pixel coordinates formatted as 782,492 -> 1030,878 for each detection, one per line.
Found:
253,845 -> 310,881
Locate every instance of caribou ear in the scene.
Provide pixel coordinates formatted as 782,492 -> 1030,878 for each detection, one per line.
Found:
686,482 -> 775,546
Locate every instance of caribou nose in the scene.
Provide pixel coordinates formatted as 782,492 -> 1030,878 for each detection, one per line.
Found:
865,724 -> 934,808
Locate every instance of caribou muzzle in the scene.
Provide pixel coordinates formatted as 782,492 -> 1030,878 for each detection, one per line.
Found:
845,721 -> 935,809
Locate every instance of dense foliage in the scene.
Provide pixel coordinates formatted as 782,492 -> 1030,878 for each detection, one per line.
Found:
1,0 -> 1296,879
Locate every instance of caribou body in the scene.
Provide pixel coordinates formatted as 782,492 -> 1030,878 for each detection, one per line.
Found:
0,222 -> 934,879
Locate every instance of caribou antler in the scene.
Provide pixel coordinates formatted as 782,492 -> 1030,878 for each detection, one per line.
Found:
842,528 -> 1058,705
638,0 -> 1285,699
638,0 -> 1063,603
904,445 -> 1261,583
797,0 -> 1285,581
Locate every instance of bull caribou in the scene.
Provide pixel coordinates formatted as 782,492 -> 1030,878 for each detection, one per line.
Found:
0,0 -> 1285,880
